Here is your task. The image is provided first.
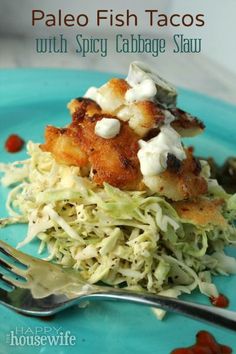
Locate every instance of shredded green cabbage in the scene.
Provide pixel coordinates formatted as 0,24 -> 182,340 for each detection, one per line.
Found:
1,142 -> 236,317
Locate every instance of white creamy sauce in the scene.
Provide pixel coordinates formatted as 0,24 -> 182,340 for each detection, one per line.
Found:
126,61 -> 177,107
95,118 -> 121,139
137,125 -> 186,176
127,61 -> 173,91
125,62 -> 157,103
125,79 -> 157,103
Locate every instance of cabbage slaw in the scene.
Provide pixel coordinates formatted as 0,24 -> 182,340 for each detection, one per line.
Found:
1,142 -> 236,317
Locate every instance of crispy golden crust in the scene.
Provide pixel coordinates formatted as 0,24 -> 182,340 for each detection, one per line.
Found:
42,99 -> 142,190
170,108 -> 205,137
95,80 -> 205,138
99,78 -> 130,113
172,198 -> 227,227
67,98 -> 102,116
143,149 -> 208,201
75,79 -> 165,138
41,126 -> 89,167
101,78 -> 129,102
71,112 -> 142,190
161,148 -> 208,200
42,99 -> 101,167
68,80 -> 204,139
128,101 -> 165,137
42,99 -> 207,198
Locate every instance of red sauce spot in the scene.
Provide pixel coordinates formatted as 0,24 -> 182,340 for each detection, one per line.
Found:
210,294 -> 229,308
5,134 -> 24,153
171,331 -> 232,354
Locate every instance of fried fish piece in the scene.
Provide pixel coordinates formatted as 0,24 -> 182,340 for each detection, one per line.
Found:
71,111 -> 142,190
117,101 -> 166,137
41,99 -> 101,168
170,108 -> 205,137
42,98 -> 207,198
76,78 -> 205,139
98,78 -> 129,112
82,78 -> 166,137
67,97 -> 102,116
143,148 -> 208,201
172,198 -> 227,227
41,126 -> 89,168
42,98 -> 142,190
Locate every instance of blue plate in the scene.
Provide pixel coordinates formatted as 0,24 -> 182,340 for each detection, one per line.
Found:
0,69 -> 236,353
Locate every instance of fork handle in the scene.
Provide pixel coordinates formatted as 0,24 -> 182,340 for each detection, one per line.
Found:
80,288 -> 236,331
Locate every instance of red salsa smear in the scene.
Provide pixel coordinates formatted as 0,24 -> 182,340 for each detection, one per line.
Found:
5,134 -> 24,153
210,294 -> 229,308
171,331 -> 232,354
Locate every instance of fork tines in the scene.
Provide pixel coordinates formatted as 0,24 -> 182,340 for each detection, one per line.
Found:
0,242 -> 28,268
0,241 -> 28,290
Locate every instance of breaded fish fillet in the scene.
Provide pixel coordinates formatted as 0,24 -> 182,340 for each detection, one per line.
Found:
172,198 -> 227,227
41,126 -> 89,167
77,78 -> 205,138
42,98 -> 207,200
42,99 -> 142,190
143,148 -> 208,201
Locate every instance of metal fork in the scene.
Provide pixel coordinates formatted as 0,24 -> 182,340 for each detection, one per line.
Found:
0,240 -> 236,331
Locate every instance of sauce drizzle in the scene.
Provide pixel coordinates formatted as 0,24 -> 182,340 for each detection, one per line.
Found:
5,134 -> 24,153
171,331 -> 232,354
210,294 -> 229,308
